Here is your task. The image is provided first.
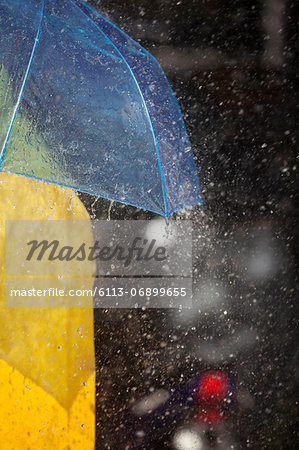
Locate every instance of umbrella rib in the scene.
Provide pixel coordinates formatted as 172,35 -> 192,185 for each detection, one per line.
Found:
0,0 -> 45,169
70,0 -> 169,218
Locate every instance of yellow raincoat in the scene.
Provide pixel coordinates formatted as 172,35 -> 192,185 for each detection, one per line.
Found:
0,172 -> 95,449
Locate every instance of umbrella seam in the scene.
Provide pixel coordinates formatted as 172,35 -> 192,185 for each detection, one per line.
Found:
0,0 -> 45,169
76,0 -> 157,67
69,0 -> 169,218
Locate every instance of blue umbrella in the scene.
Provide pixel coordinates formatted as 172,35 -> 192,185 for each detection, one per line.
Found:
0,0 -> 202,218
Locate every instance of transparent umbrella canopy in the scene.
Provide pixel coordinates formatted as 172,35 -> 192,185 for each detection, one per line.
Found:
0,0 -> 202,219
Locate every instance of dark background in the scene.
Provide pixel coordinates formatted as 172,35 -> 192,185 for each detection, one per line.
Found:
80,0 -> 298,448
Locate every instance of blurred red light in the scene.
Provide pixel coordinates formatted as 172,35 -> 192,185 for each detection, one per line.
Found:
197,370 -> 228,405
195,370 -> 229,425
